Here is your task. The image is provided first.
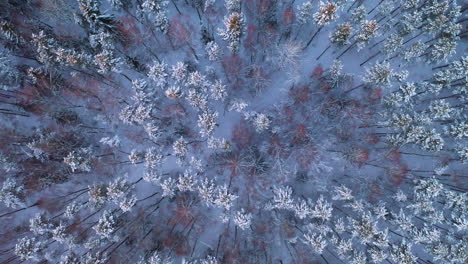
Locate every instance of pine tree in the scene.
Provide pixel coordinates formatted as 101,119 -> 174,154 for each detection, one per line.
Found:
210,80 -> 227,101
313,1 -> 338,26
171,61 -> 188,83
99,135 -> 121,147
83,252 -> 107,264
64,201 -> 82,219
270,186 -> 294,210
95,49 -> 121,73
350,6 -> 366,25
160,178 -> 177,197
52,222 -> 74,245
252,113 -> 271,132
0,20 -> 21,43
429,99 -> 453,119
330,23 -> 352,47
186,88 -> 208,110
403,41 -> 427,62
207,136 -> 230,150
303,230 -> 327,254
329,59 -> 344,78
197,178 -> 216,206
148,61 -> 168,88
94,210 -> 118,239
77,0 -> 116,33
119,104 -> 152,125
63,147 -> 93,172
377,0 -> 394,18
177,170 -> 196,192
140,0 -> 170,33
214,184 -> 238,210
15,237 -> 43,261
218,12 -> 245,53
31,31 -> 57,66
363,61 -> 393,87
294,199 -> 311,219
456,145 -> 467,163
143,169 -> 162,183
59,251 -> 81,264
198,111 -> 218,137
356,20 -> 379,50
1,0 -> 467,262
108,0 -> 123,8
107,176 -> 131,202
382,34 -> 403,56
401,0 -> 420,10
30,213 -> 53,235
297,1 -> 313,25
447,121 -> 467,139
318,23 -> 351,60
310,195 -> 333,221
0,51 -> 19,90
205,41 -> 223,61
143,251 -> 172,264
165,86 -> 183,99
144,122 -> 163,140
421,0 -> 455,35
233,208 -> 252,230
398,11 -> 422,36
305,2 -> 338,48
173,137 -> 188,158
390,240 -> 417,264
418,129 -> 444,152
88,184 -> 109,206
0,178 -> 25,209
398,82 -> 417,102
187,71 -> 208,89
225,0 -> 241,12
430,36 -> 458,63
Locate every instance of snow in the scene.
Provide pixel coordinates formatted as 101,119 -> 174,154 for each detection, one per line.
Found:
0,0 -> 466,263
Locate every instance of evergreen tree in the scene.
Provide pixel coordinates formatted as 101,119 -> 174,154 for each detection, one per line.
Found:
218,12 -> 245,54
297,1 -> 313,25
356,20 -> 379,50
0,178 -> 25,209
313,1 -> 338,26
330,23 -> 352,46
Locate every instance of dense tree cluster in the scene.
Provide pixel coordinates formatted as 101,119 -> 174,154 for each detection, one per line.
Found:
0,0 -> 466,263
